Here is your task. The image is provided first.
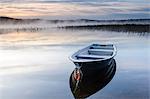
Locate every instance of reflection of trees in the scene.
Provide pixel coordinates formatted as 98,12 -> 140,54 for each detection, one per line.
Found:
60,24 -> 150,33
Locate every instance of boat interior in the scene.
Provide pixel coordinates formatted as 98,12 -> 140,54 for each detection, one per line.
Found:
76,44 -> 114,60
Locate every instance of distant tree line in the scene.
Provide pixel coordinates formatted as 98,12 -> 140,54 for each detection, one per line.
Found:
60,24 -> 150,33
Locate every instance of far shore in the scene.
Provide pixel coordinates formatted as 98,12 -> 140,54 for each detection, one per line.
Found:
59,24 -> 150,33
0,16 -> 149,33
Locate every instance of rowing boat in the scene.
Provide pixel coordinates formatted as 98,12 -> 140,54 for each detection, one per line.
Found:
69,44 -> 117,68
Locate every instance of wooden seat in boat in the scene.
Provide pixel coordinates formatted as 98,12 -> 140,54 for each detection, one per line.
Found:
76,54 -> 108,59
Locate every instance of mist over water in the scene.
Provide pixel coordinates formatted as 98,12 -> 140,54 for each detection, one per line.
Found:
0,17 -> 149,46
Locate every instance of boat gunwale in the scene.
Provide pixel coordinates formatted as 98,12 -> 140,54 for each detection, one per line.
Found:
69,44 -> 117,63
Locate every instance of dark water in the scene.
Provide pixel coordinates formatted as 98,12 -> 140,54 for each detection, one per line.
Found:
0,26 -> 149,99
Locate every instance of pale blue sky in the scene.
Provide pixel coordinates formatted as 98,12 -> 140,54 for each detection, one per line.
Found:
0,0 -> 149,19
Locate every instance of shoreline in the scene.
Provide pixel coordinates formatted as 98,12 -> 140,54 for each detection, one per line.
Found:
59,24 -> 150,33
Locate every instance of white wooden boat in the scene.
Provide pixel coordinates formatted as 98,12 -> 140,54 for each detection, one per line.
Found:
69,44 -> 117,67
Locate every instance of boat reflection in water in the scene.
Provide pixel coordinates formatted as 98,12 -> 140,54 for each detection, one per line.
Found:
69,59 -> 116,99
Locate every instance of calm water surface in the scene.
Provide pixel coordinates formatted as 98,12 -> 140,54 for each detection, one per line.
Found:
0,29 -> 149,99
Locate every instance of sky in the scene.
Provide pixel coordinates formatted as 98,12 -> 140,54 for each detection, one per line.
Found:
0,0 -> 149,19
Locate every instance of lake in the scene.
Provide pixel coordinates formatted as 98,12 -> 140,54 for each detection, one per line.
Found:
0,27 -> 149,99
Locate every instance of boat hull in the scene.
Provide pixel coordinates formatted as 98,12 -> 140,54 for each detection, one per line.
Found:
74,57 -> 114,70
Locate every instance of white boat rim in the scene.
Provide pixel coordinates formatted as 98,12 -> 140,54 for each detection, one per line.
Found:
69,44 -> 117,63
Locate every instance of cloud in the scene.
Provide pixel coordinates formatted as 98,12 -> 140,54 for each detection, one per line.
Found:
0,1 -> 149,19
